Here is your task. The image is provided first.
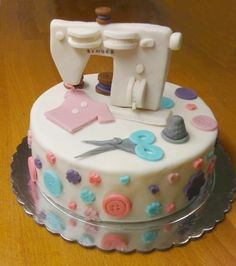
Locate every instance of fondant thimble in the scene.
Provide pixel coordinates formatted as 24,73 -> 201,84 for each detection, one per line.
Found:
161,115 -> 189,144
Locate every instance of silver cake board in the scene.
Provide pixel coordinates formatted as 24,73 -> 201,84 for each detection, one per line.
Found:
10,138 -> 236,253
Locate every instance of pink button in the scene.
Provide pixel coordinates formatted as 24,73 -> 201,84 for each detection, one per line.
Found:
193,158 -> 204,170
28,156 -> 37,182
101,233 -> 128,251
28,179 -> 38,202
103,194 -> 132,218
186,103 -> 197,110
207,158 -> 216,177
46,151 -> 56,165
191,115 -> 218,131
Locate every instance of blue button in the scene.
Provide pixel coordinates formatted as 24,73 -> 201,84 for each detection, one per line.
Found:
129,130 -> 156,145
135,144 -> 164,161
160,97 -> 174,109
44,170 -> 62,197
119,175 -> 130,185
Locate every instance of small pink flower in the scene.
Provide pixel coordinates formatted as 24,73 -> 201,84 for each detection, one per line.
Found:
84,207 -> 99,221
84,224 -> 99,235
165,203 -> 176,213
68,201 -> 77,210
193,158 -> 203,170
46,151 -> 56,165
88,172 -> 101,185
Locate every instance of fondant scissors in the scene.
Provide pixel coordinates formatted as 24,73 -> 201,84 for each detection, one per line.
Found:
75,130 -> 164,161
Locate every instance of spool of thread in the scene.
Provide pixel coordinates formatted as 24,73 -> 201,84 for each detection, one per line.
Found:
96,72 -> 113,96
95,7 -> 112,25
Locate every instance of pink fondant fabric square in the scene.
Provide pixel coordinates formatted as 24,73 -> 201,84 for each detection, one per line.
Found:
45,90 -> 114,133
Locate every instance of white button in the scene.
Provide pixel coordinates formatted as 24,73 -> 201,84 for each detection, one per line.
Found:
67,28 -> 101,39
169,32 -> 182,50
68,37 -> 102,49
56,31 -> 65,41
136,64 -> 145,74
103,39 -> 137,50
103,30 -> 139,40
72,108 -> 79,114
139,38 -> 155,48
80,101 -> 88,108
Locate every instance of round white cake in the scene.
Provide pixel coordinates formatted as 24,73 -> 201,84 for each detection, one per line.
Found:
28,74 -> 218,223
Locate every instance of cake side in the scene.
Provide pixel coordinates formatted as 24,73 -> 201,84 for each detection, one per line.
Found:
28,74 -> 217,222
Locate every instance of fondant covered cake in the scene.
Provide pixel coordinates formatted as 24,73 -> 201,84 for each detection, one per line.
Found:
27,9 -> 218,223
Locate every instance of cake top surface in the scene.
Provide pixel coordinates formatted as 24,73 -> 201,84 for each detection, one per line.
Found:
31,74 -> 217,175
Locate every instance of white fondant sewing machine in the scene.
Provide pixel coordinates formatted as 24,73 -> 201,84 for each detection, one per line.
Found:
50,18 -> 182,111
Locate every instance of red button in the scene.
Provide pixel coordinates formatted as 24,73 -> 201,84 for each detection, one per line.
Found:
103,193 -> 132,218
28,156 -> 37,182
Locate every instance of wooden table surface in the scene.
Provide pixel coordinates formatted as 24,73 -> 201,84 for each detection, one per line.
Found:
1,1 -> 236,265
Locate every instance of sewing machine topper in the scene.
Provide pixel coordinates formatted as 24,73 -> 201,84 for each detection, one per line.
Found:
50,12 -> 182,111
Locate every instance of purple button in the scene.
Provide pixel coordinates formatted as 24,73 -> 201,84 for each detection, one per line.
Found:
175,87 -> 198,100
34,158 -> 42,169
191,115 -> 218,131
149,184 -> 160,194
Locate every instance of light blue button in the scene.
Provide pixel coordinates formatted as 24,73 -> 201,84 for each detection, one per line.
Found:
45,212 -> 65,232
160,96 -> 174,109
129,130 -> 156,145
44,170 -> 62,197
135,144 -> 164,161
120,175 -> 130,185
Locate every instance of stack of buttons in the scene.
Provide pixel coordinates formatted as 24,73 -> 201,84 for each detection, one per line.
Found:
95,7 -> 112,25
96,72 -> 113,96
